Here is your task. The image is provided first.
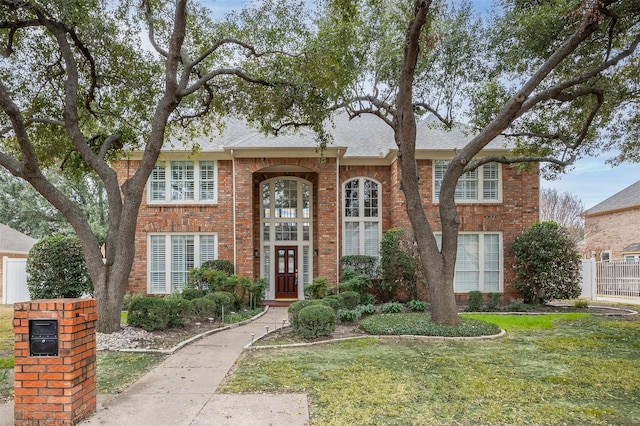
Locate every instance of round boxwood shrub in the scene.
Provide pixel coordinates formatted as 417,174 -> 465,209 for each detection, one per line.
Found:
26,235 -> 93,299
206,291 -> 235,317
288,300 -> 323,329
191,297 -> 217,322
297,304 -> 336,338
339,291 -> 360,310
165,297 -> 194,328
128,297 -> 169,331
321,295 -> 342,312
181,288 -> 205,300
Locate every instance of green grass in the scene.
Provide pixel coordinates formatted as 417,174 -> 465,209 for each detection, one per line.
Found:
97,351 -> 166,394
360,313 -> 501,336
460,312 -> 591,331
222,314 -> 640,425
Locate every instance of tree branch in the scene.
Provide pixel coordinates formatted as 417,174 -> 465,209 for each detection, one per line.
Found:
464,154 -> 576,173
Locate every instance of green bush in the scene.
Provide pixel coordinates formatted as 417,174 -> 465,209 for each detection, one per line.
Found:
360,293 -> 376,305
378,228 -> 423,302
181,288 -> 205,300
381,302 -> 404,313
206,291 -> 235,317
245,278 -> 268,309
513,221 -> 582,304
191,297 -> 217,322
356,304 -> 377,316
321,295 -> 342,312
407,299 -> 429,312
359,313 -> 501,337
466,291 -> 484,312
288,300 -> 323,329
573,299 -> 589,308
128,297 -> 169,331
165,297 -> 194,327
338,270 -> 373,295
26,235 -> 93,299
336,308 -> 360,323
297,304 -> 336,338
305,277 -> 332,299
340,255 -> 379,278
339,291 -> 360,310
486,293 -> 502,311
504,298 -> 529,312
201,259 -> 235,275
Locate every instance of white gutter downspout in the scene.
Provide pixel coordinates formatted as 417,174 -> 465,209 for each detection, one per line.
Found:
336,149 -> 341,291
231,150 -> 237,268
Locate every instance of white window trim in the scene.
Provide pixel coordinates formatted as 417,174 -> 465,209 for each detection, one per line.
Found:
601,251 -> 612,262
147,232 -> 218,294
432,160 -> 503,204
148,160 -> 218,204
436,232 -> 504,293
342,177 -> 382,258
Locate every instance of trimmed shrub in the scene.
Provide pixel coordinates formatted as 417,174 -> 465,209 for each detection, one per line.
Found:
321,295 -> 342,312
128,297 -> 169,331
356,304 -> 377,316
181,288 -> 205,300
201,259 -> 235,275
359,313 -> 501,337
338,270 -> 373,295
513,221 -> 582,304
206,291 -> 235,317
26,235 -> 93,299
297,304 -> 336,338
486,293 -> 502,312
191,297 -> 217,322
504,298 -> 529,312
360,293 -> 376,306
466,291 -> 484,312
288,300 -> 323,329
339,291 -> 360,310
407,299 -> 429,312
305,277 -> 332,299
340,255 -> 379,278
381,302 -> 404,313
337,308 -> 360,323
165,297 -> 194,328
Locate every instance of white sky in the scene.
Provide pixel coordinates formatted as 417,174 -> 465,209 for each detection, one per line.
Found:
201,0 -> 639,210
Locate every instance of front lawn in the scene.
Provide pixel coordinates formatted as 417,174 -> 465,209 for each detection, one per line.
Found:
221,313 -> 640,425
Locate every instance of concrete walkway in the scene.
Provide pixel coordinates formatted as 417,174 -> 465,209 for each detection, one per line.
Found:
0,307 -> 309,426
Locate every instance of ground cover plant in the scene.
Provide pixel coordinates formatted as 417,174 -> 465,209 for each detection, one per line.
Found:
222,313 -> 640,425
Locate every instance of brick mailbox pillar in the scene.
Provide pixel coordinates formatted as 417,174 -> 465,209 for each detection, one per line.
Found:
13,299 -> 98,425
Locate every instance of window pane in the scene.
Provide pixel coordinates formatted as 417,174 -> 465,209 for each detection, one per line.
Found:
199,161 -> 216,201
344,180 -> 359,217
274,179 -> 297,218
483,163 -> 499,200
150,163 -> 166,201
364,222 -> 379,257
149,236 -> 166,293
364,179 -> 379,217
171,161 -> 194,201
275,222 -> 297,241
171,235 -> 194,292
262,183 -> 271,218
434,161 -> 447,199
484,234 -> 500,291
303,246 -> 310,287
302,183 -> 310,219
344,222 -> 359,255
200,235 -> 216,263
455,234 -> 479,291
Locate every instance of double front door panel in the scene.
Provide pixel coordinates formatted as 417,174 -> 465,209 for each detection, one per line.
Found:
275,246 -> 297,299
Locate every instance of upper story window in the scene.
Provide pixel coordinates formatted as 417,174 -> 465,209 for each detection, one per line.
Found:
149,160 -> 217,203
433,160 -> 501,203
343,178 -> 381,257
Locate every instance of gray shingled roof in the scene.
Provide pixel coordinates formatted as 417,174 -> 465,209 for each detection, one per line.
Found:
0,223 -> 37,254
584,179 -> 640,216
622,243 -> 640,253
171,111 -> 511,157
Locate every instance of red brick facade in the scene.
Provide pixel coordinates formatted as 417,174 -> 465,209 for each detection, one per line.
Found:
115,152 -> 539,302
13,299 -> 98,425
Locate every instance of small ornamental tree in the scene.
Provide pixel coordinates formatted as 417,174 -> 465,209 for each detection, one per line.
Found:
512,222 -> 582,304
379,228 -> 423,302
27,235 -> 93,299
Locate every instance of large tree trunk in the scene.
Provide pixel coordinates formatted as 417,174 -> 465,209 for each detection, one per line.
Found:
394,0 -> 460,325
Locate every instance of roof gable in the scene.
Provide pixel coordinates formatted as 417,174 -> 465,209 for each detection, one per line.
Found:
0,223 -> 37,254
584,179 -> 640,216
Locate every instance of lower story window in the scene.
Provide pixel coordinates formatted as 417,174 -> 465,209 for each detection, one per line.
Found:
437,232 -> 502,292
148,233 -> 217,294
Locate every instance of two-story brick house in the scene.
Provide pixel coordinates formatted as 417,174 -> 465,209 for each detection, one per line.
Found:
114,112 -> 539,302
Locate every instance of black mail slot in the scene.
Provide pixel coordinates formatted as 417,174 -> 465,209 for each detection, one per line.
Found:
29,319 -> 58,356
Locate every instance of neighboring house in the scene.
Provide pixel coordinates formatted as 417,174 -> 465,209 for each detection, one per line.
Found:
0,223 -> 37,301
115,112 -> 539,302
584,179 -> 640,261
